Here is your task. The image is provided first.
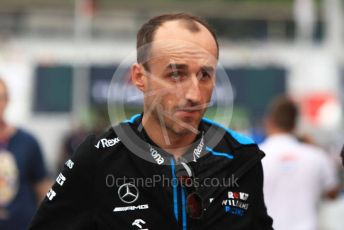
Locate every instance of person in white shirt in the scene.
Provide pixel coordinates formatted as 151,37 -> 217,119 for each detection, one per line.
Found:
260,96 -> 339,230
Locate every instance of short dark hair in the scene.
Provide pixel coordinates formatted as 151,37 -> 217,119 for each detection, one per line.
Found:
267,96 -> 299,132
136,13 -> 219,70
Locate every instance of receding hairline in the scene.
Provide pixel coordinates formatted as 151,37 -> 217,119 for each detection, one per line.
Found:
162,18 -> 201,33
142,19 -> 218,71
136,13 -> 219,70
152,19 -> 217,50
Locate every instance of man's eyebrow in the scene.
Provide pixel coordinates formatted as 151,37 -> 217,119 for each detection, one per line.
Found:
164,63 -> 188,71
201,66 -> 215,73
163,63 -> 215,74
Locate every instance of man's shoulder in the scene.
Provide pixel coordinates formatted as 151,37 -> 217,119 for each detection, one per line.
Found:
200,118 -> 262,166
201,117 -> 256,148
67,128 -> 126,172
93,127 -> 121,150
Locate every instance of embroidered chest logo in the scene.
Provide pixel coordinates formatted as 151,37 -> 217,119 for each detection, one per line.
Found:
114,183 -> 149,213
118,183 -> 139,204
222,191 -> 250,217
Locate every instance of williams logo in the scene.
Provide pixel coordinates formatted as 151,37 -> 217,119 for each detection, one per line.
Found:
222,191 -> 250,217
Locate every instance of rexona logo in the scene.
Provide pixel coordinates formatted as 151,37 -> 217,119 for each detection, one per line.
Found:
149,145 -> 164,165
95,137 -> 120,149
193,135 -> 204,162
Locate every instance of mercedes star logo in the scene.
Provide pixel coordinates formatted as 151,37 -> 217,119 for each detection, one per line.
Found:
118,183 -> 139,204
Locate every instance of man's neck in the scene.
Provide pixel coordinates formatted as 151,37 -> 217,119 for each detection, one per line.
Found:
142,114 -> 198,159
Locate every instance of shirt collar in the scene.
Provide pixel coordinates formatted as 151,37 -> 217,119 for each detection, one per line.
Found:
131,113 -> 207,162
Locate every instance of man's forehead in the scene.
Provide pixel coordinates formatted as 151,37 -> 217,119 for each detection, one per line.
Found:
157,20 -> 200,33
152,20 -> 218,59
147,48 -> 217,71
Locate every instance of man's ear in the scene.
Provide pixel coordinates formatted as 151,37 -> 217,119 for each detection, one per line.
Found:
131,63 -> 146,92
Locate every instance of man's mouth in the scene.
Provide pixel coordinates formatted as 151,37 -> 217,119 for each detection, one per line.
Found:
175,107 -> 202,118
176,103 -> 209,112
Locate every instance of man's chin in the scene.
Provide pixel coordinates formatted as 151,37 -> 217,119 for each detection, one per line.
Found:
170,119 -> 201,136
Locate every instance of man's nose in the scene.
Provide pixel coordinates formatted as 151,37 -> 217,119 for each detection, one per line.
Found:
184,75 -> 201,104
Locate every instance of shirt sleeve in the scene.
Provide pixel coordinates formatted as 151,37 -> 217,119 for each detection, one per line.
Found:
28,135 -> 97,230
251,161 -> 274,230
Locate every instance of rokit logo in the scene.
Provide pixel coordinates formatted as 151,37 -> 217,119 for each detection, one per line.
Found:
228,191 -> 249,201
222,191 -> 250,217
95,137 -> 120,149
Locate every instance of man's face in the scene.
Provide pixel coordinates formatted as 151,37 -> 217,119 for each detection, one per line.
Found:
140,20 -> 218,136
0,82 -> 8,121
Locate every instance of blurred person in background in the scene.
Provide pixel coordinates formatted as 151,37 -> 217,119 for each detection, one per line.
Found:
260,95 -> 339,230
0,78 -> 51,230
56,109 -> 109,174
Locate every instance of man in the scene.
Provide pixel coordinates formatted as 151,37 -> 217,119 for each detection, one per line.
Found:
260,96 -> 339,230
0,78 -> 50,230
29,13 -> 273,229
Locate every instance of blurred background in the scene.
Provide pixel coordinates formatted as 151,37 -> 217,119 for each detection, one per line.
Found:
0,0 -> 343,229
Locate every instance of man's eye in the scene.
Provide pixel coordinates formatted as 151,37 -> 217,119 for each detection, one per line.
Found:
168,71 -> 183,81
198,71 -> 211,81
